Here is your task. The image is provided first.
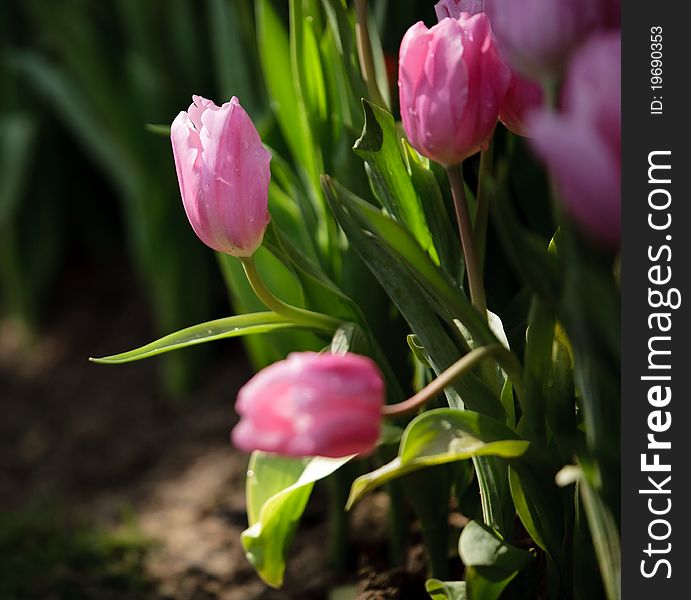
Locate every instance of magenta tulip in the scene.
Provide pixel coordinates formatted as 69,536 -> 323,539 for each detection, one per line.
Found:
434,0 -> 484,20
528,33 -> 621,247
485,0 -> 603,79
171,95 -> 271,257
231,353 -> 385,458
499,71 -> 544,136
399,13 -> 509,166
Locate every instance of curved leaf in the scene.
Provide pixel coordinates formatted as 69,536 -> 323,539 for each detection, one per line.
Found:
242,452 -> 352,588
426,578 -> 467,600
347,409 -> 528,508
459,521 -> 533,600
90,312 -> 299,364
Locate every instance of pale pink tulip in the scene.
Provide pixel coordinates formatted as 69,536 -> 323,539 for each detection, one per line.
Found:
231,353 -> 384,458
529,33 -> 621,247
171,95 -> 271,257
485,0 -> 604,79
399,14 -> 509,166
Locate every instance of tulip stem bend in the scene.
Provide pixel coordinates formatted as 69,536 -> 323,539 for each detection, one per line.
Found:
382,345 -> 506,417
446,164 -> 487,317
241,257 -> 341,333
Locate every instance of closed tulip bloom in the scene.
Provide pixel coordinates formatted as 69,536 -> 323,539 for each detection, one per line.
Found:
434,0 -> 484,20
528,33 -> 621,247
499,71 -> 544,136
485,0 -> 603,79
399,14 -> 509,166
171,95 -> 271,257
231,353 -> 385,458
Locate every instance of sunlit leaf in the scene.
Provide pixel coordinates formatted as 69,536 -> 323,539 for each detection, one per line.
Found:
90,312 -> 300,364
459,521 -> 533,600
347,409 -> 528,508
426,578 -> 467,600
242,452 -> 352,588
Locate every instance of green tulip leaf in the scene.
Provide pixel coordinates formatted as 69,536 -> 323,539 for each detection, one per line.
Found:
324,176 -> 497,351
90,312 -> 300,364
346,409 -> 528,508
570,468 -> 621,600
256,0 -> 320,188
403,140 -> 463,282
459,521 -> 533,600
426,578 -> 467,600
353,100 -> 435,261
323,175 -> 505,419
242,451 -> 352,588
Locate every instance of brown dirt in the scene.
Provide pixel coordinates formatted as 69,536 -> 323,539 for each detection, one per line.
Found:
0,262 -> 428,599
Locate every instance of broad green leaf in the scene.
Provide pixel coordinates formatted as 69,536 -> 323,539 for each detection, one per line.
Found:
347,409 -> 528,507
90,312 -> 299,364
353,101 -> 435,260
426,579 -> 467,600
459,521 -> 532,572
459,521 -> 533,600
326,177 -> 497,351
242,452 -> 352,588
464,567 -> 518,600
508,465 -> 563,561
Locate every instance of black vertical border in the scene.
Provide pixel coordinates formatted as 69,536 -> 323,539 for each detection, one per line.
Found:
621,1 -> 690,597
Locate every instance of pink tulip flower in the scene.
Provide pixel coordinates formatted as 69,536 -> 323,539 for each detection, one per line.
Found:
434,0 -> 484,20
485,0 -> 604,79
231,353 -> 385,458
499,71 -> 544,137
399,13 -> 509,166
528,33 -> 621,247
171,95 -> 271,257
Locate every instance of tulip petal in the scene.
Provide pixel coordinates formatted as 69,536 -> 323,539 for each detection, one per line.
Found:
529,112 -> 620,247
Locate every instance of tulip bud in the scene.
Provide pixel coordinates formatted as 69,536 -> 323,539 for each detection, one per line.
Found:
485,0 -> 604,80
499,71 -> 544,137
171,95 -> 271,257
528,33 -> 621,247
231,353 -> 385,458
399,14 -> 509,166
434,0 -> 484,20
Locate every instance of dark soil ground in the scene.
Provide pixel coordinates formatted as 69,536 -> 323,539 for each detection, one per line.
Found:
0,262 -> 430,599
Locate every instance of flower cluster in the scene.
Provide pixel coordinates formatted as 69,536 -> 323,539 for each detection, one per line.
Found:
399,0 -> 621,246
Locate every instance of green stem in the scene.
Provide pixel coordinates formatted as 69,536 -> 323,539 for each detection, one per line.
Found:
474,145 -> 494,270
446,164 -> 487,317
354,0 -> 388,109
241,256 -> 340,332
